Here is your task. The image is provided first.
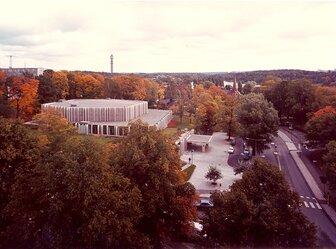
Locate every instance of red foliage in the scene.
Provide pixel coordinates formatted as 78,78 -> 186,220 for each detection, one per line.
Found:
167,119 -> 178,128
314,106 -> 336,117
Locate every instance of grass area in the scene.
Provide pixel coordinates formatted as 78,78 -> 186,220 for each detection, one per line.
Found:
164,114 -> 195,139
182,164 -> 196,181
174,114 -> 194,130
163,128 -> 180,140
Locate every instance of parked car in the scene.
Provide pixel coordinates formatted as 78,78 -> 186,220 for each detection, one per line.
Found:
228,146 -> 234,154
195,199 -> 214,209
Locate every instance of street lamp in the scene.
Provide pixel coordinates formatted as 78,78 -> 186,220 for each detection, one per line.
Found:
246,137 -> 266,156
191,149 -> 194,165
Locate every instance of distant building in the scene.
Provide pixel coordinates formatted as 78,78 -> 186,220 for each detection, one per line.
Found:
41,99 -> 172,136
0,67 -> 44,77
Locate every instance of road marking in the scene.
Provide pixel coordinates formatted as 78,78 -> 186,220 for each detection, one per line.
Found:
315,202 -> 322,209
309,202 -> 316,209
304,201 -> 309,207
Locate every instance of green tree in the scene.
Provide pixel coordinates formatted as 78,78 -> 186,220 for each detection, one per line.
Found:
287,79 -> 315,124
305,106 -> 336,147
264,80 -> 291,122
110,121 -> 197,247
323,140 -> 336,190
237,93 -> 279,155
205,159 -> 316,247
242,81 -> 256,95
2,135 -> 149,249
264,79 -> 315,125
0,118 -> 40,236
37,69 -> 57,104
205,165 -> 222,184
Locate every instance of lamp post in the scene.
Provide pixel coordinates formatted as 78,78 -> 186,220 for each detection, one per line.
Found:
191,149 -> 194,165
246,137 -> 267,156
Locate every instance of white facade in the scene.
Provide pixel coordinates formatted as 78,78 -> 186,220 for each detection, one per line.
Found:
42,99 -> 172,136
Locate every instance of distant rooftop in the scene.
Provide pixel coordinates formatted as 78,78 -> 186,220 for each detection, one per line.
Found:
46,99 -> 147,108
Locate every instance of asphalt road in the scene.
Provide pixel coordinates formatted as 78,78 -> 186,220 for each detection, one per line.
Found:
228,132 -> 336,246
263,132 -> 336,247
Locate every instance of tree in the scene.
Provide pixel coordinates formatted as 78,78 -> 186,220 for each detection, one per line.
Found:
237,93 -> 279,155
52,71 -> 69,100
204,159 -> 316,247
312,85 -> 336,111
286,79 -> 315,124
37,69 -> 57,104
205,165 -> 222,184
242,81 -> 256,95
7,76 -> 39,119
0,118 -> 40,235
216,95 -> 240,140
323,140 -> 336,190
67,72 -> 105,99
2,134 -> 149,249
305,106 -> 336,147
110,121 -> 197,246
264,80 -> 291,121
0,71 -> 14,117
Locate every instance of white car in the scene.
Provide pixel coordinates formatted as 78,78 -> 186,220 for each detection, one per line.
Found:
228,146 -> 234,154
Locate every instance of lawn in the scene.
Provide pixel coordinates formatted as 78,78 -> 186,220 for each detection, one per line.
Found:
182,164 -> 196,181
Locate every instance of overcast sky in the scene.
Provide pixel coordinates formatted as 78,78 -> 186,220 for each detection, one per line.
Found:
0,0 -> 335,73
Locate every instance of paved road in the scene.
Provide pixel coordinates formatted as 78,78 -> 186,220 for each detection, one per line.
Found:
228,132 -> 336,246
266,132 -> 336,247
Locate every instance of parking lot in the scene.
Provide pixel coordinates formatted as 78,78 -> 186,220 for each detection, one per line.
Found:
181,132 -> 241,194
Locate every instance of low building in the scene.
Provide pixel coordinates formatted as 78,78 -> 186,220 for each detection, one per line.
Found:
0,67 -> 44,77
41,99 -> 172,136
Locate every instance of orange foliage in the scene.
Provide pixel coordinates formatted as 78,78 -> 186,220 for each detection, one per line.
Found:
314,105 -> 336,117
313,85 -> 336,110
208,85 -> 227,99
9,76 -> 39,119
0,70 -> 6,96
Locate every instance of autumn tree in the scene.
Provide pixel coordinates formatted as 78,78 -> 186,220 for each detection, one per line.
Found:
7,75 -> 39,119
312,85 -> 336,111
305,106 -> 336,147
216,95 -> 240,140
52,71 -> 69,100
192,85 -> 219,134
110,121 -> 198,246
204,159 -> 316,247
2,135 -> 149,249
67,72 -> 105,99
237,93 -> 279,155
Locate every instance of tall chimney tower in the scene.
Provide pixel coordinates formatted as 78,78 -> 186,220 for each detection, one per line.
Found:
110,54 -> 113,73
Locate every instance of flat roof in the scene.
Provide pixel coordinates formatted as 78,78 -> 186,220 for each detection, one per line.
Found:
187,134 -> 212,144
77,109 -> 171,127
44,99 -> 146,108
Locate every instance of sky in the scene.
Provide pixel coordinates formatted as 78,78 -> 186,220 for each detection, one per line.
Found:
0,0 -> 335,73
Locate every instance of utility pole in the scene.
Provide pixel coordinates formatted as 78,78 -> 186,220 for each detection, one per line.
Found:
7,55 -> 15,68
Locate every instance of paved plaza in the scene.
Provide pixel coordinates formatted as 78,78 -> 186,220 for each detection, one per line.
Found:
181,132 -> 241,193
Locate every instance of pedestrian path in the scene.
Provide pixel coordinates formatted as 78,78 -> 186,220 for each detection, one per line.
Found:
300,196 -> 323,210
